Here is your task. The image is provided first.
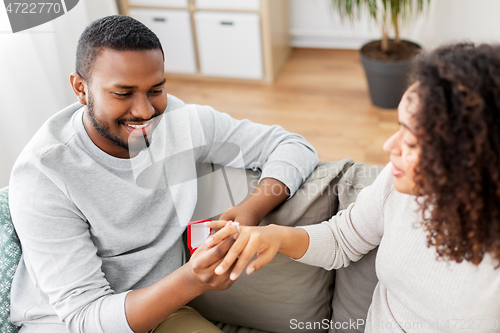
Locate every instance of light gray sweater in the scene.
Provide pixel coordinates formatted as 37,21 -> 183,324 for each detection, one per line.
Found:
298,163 -> 500,333
8,95 -> 318,333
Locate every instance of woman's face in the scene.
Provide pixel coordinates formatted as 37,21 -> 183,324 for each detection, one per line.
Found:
383,83 -> 421,195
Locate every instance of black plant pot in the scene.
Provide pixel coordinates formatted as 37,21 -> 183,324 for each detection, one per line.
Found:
360,40 -> 420,109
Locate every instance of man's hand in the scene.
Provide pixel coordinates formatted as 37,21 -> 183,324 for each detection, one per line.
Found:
186,221 -> 238,293
220,204 -> 261,227
125,221 -> 238,333
219,178 -> 291,228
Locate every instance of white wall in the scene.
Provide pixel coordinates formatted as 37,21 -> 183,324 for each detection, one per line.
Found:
290,0 -> 500,50
290,0 -> 377,49
0,0 -> 118,188
409,0 -> 500,49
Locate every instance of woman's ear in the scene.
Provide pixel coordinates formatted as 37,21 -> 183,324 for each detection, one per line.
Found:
70,72 -> 88,105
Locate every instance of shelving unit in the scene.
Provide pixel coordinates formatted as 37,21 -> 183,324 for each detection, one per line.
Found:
117,0 -> 290,84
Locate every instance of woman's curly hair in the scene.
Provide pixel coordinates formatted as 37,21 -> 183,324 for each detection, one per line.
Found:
410,43 -> 500,266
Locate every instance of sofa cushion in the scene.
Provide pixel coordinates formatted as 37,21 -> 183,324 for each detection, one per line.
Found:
0,187 -> 21,333
330,163 -> 382,333
214,323 -> 270,333
189,160 -> 357,333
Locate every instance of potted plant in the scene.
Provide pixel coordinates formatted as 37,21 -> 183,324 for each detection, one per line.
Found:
332,0 -> 429,108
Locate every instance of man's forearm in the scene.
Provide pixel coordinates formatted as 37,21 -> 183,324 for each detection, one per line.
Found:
124,264 -> 205,333
239,178 -> 290,226
124,235 -> 236,333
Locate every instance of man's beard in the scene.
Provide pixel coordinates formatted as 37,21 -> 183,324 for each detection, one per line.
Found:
87,92 -> 130,151
87,92 -> 154,152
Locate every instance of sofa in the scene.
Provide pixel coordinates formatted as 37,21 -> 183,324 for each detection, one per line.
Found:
0,159 -> 381,333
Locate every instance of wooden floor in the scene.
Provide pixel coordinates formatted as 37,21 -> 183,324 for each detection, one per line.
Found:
164,48 -> 399,167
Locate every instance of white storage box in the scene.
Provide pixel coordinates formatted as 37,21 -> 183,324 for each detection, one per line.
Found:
195,0 -> 260,10
128,0 -> 189,8
194,12 -> 263,79
128,9 -> 197,74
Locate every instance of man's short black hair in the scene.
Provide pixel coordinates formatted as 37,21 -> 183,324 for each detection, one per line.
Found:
76,15 -> 164,82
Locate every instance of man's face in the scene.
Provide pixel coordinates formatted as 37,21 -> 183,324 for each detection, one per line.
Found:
81,48 -> 167,158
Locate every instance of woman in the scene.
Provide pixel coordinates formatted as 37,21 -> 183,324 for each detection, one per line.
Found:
207,43 -> 500,332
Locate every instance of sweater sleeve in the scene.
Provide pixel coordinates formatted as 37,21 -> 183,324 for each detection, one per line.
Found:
295,163 -> 393,270
195,105 -> 318,197
9,153 -> 134,333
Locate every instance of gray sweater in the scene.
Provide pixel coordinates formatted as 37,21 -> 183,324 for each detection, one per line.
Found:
8,95 -> 318,333
298,164 -> 500,333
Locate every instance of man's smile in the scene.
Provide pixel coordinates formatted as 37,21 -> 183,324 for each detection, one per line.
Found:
123,120 -> 153,136
121,115 -> 162,139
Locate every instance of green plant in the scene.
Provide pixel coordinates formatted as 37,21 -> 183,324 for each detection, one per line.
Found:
332,0 -> 429,52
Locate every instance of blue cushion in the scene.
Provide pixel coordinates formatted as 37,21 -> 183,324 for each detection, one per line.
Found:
0,187 -> 21,333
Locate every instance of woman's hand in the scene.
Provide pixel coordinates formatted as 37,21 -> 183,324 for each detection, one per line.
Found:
204,220 -> 286,281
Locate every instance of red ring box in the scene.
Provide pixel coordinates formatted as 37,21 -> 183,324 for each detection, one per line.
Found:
187,219 -> 212,254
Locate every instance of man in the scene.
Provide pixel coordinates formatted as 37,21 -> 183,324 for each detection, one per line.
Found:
8,15 -> 318,333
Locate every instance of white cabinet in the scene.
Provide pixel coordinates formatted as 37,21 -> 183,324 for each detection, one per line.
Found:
195,12 -> 263,79
119,0 -> 290,83
195,0 -> 260,10
128,0 -> 189,7
128,8 -> 197,74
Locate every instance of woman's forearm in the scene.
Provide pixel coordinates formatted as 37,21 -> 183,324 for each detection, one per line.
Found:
274,225 -> 310,260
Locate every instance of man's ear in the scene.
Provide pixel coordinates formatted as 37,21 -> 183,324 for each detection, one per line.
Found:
70,72 -> 88,105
